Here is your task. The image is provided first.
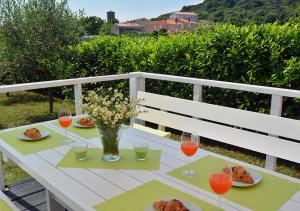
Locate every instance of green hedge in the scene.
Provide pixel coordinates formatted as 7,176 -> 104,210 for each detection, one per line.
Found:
60,22 -> 300,119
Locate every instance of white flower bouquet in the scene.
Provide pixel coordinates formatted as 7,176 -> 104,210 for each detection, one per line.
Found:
82,87 -> 143,161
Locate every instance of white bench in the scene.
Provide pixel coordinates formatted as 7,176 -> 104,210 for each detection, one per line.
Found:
136,91 -> 300,170
131,124 -> 171,138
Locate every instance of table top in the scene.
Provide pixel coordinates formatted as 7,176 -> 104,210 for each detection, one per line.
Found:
0,119 -> 300,211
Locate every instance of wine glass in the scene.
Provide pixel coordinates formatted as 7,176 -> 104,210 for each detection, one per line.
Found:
58,109 -> 73,145
209,165 -> 232,210
180,131 -> 199,177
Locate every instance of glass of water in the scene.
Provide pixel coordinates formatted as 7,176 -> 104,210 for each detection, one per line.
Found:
134,143 -> 149,160
73,142 -> 88,161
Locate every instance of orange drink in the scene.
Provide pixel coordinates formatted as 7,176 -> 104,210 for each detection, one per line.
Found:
209,173 -> 232,195
58,109 -> 73,145
59,116 -> 72,128
181,142 -> 198,156
180,131 -> 199,177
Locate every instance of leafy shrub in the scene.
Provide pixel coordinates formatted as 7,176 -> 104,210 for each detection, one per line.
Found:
59,22 -> 300,118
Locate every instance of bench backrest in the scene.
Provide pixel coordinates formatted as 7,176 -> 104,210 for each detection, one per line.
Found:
136,91 -> 300,164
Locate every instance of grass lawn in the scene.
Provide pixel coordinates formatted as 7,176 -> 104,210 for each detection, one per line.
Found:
0,91 -> 73,184
0,91 -> 299,185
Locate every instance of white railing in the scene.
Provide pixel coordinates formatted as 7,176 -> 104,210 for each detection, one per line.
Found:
1,71 -> 300,170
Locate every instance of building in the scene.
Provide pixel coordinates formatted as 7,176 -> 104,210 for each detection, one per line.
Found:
145,11 -> 198,34
170,11 -> 198,22
111,11 -> 199,35
125,18 -> 150,28
107,10 -> 116,22
145,18 -> 198,34
111,23 -> 144,35
111,18 -> 150,35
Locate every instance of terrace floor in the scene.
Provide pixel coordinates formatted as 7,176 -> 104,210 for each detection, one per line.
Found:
3,178 -> 47,211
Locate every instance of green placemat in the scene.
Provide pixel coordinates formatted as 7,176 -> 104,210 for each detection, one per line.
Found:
0,125 -> 66,155
168,156 -> 300,211
57,148 -> 161,170
52,118 -> 98,139
94,180 -> 220,211
0,199 -> 13,211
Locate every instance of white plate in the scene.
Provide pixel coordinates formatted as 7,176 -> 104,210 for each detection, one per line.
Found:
18,130 -> 50,141
232,168 -> 262,187
74,122 -> 95,128
145,198 -> 202,211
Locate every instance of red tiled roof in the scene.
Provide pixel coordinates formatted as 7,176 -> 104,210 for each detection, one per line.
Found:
126,18 -> 148,22
116,23 -> 143,28
147,19 -> 198,25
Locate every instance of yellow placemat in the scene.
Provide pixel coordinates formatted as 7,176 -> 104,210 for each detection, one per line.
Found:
57,148 -> 161,170
94,180 -> 221,211
0,198 -> 13,211
0,125 -> 66,155
168,155 -> 300,211
52,118 -> 98,139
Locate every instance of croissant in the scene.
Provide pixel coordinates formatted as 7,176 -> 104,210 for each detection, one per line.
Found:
224,166 -> 254,184
153,200 -> 167,211
153,199 -> 189,211
24,128 -> 41,140
77,118 -> 95,127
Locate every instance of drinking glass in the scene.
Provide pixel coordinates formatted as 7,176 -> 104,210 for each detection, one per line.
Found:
134,143 -> 149,160
180,131 -> 199,177
58,109 -> 73,145
73,142 -> 88,161
209,165 -> 232,210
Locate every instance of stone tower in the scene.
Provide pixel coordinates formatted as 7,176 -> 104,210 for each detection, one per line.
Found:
107,10 -> 116,22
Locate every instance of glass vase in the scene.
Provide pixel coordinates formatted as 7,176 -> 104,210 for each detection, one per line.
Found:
97,124 -> 121,162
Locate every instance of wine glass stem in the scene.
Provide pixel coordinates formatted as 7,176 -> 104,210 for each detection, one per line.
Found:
188,158 -> 191,171
65,128 -> 67,139
218,195 -> 222,209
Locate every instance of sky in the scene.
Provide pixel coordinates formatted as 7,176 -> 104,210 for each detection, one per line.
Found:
69,0 -> 203,22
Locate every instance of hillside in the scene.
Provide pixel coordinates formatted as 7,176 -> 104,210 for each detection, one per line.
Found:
154,0 -> 300,25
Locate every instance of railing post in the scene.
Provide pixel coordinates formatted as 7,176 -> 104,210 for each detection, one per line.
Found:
265,95 -> 283,170
130,75 -> 145,125
193,84 -> 203,141
74,83 -> 83,115
193,84 -> 203,102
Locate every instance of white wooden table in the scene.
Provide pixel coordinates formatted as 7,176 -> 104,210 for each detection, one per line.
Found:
0,120 -> 300,211
0,190 -> 19,211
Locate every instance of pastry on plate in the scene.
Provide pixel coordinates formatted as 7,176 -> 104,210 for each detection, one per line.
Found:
77,117 -> 95,127
224,166 -> 254,184
24,128 -> 42,140
153,199 -> 189,211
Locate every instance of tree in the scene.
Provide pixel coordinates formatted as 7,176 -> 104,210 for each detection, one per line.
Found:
224,0 -> 236,7
150,28 -> 169,38
100,19 -> 119,35
0,0 -> 83,112
80,16 -> 104,35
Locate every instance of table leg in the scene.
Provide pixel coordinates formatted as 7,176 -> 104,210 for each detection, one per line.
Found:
46,190 -> 65,211
2,153 -> 13,163
0,152 -> 5,190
